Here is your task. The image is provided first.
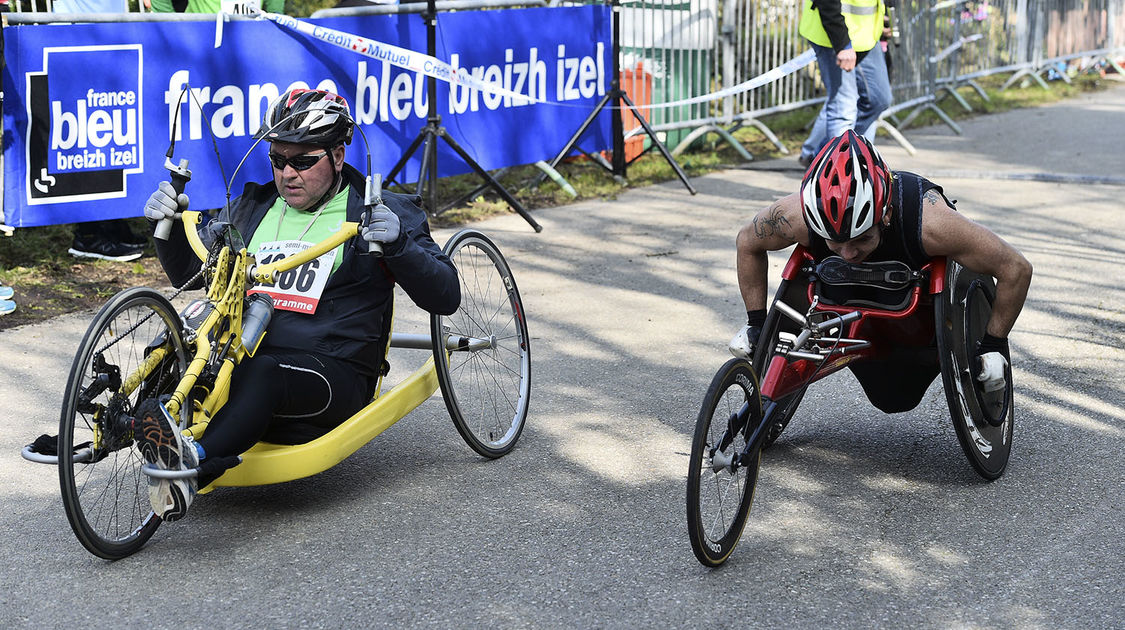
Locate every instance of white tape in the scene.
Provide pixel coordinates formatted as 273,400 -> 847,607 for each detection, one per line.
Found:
259,11 -> 814,112
261,11 -> 541,104
639,49 -> 816,109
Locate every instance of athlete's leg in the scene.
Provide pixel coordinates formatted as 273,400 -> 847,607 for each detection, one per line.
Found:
198,353 -> 373,457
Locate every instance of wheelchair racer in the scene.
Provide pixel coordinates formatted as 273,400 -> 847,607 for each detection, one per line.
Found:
140,89 -> 460,521
730,129 -> 1032,415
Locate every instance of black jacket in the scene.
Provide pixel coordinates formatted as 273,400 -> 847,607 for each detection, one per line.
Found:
154,163 -> 460,377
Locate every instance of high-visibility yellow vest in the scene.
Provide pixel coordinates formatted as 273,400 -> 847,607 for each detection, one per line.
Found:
799,0 -> 885,53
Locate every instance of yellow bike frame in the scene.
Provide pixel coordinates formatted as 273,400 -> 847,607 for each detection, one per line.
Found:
164,211 -> 441,488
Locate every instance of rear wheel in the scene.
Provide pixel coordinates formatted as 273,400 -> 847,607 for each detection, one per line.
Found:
935,262 -> 1013,480
58,288 -> 188,559
687,359 -> 763,567
432,230 -> 531,458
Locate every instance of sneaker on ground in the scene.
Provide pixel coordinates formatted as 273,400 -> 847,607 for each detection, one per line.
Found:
798,154 -> 814,168
69,236 -> 143,262
0,299 -> 15,316
135,399 -> 198,522
0,285 -> 13,300
112,221 -> 149,248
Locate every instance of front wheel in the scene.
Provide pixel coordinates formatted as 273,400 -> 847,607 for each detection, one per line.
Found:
58,288 -> 188,559
687,358 -> 763,567
432,229 -> 531,458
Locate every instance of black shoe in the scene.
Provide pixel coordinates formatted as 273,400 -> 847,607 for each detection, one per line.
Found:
112,220 -> 149,248
69,235 -> 143,262
798,154 -> 814,168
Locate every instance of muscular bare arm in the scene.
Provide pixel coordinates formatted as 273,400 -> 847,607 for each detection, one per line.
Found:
921,191 -> 1033,337
736,194 -> 806,312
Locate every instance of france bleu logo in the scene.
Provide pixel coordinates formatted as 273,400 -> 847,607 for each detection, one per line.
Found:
25,45 -> 143,204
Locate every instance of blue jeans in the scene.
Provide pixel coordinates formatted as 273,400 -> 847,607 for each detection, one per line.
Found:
800,44 -> 893,160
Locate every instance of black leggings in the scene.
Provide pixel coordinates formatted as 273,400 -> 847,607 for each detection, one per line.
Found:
197,352 -> 374,458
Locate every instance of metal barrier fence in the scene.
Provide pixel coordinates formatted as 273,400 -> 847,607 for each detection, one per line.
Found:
555,0 -> 1124,158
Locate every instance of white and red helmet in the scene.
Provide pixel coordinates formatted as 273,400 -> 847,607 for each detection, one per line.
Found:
800,130 -> 891,242
254,89 -> 354,147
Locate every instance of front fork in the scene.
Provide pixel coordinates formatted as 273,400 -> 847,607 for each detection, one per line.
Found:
710,398 -> 777,472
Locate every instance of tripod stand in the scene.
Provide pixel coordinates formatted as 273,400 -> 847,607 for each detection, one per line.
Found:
531,0 -> 696,195
384,0 -> 542,232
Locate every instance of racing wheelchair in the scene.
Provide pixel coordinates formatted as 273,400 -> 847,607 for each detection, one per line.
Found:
686,246 -> 1014,567
22,196 -> 531,560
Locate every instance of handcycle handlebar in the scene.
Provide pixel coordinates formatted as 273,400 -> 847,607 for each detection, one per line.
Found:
178,210 -> 362,285
250,221 -> 361,285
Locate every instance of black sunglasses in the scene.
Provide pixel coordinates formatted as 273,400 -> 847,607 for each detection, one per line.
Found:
268,150 -> 328,172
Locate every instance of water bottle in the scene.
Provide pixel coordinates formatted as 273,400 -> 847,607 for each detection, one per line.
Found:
240,293 -> 274,356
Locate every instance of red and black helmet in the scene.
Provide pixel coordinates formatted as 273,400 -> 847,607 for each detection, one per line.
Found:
800,130 -> 891,242
253,89 -> 354,147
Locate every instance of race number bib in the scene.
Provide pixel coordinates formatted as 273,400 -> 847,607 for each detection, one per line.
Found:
249,240 -> 338,315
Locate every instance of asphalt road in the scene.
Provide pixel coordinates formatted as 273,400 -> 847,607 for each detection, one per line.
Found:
2,81 -> 1123,629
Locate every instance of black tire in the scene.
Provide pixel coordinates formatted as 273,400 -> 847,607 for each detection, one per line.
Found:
58,288 -> 188,559
752,280 -> 808,448
687,358 -> 763,567
935,262 -> 1014,480
432,230 -> 530,458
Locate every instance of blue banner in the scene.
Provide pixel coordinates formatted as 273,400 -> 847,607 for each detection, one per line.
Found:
1,7 -> 612,227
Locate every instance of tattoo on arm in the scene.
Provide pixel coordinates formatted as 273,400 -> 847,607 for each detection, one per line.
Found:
753,203 -> 793,240
923,189 -> 942,207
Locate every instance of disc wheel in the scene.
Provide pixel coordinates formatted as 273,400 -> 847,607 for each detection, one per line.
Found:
687,358 -> 763,567
752,281 -> 808,448
432,229 -> 530,458
58,288 -> 188,559
935,262 -> 1014,480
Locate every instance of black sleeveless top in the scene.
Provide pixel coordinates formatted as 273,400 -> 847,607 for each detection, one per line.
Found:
808,171 -> 952,270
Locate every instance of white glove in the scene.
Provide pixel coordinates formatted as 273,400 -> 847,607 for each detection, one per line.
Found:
144,181 -> 188,222
361,204 -> 401,248
728,324 -> 761,360
976,351 -> 1008,392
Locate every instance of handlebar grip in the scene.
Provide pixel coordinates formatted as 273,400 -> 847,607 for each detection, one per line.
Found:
156,158 -> 192,241
364,173 -> 384,258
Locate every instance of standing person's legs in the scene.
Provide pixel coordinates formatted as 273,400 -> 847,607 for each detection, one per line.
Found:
802,44 -> 853,161
853,47 -> 893,141
805,44 -> 859,158
825,66 -> 859,140
799,105 -> 828,165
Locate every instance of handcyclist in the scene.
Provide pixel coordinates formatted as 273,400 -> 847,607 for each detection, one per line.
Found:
730,129 -> 1032,415
140,88 -> 460,521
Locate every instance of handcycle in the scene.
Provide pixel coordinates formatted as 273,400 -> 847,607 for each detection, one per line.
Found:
22,185 -> 531,560
686,246 -> 1014,567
